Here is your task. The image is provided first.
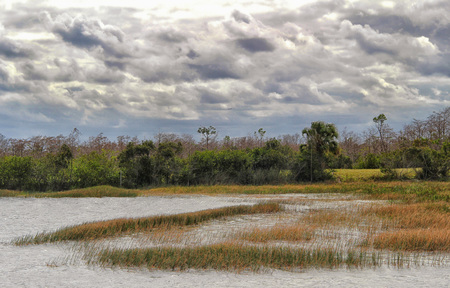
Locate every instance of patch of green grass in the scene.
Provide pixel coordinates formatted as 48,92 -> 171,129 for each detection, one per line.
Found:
14,203 -> 282,245
34,186 -> 139,198
0,189 -> 25,197
89,243 -> 384,271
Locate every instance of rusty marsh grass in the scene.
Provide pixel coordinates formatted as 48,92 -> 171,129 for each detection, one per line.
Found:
8,172 -> 449,272
14,203 -> 282,245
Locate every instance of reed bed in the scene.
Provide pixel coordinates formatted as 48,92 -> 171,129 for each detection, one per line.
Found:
87,243 -> 384,271
239,225 -> 316,243
0,189 -> 24,197
373,229 -> 450,252
363,203 -> 450,230
33,185 -> 139,198
2,180 -> 448,204
360,202 -> 450,252
14,203 -> 282,245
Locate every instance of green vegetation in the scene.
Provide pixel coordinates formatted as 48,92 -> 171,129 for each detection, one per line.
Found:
90,244 -> 385,271
1,107 -> 449,192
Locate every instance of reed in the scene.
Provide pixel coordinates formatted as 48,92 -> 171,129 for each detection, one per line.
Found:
88,243 -> 382,271
373,229 -> 450,252
363,203 -> 450,230
33,185 -> 139,198
239,225 -> 316,243
14,203 -> 282,245
0,189 -> 25,197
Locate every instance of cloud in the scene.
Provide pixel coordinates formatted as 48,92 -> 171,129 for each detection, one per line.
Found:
237,37 -> 275,52
0,1 -> 448,139
41,12 -> 130,58
0,37 -> 35,59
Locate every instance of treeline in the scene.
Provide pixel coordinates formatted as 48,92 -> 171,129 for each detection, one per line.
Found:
0,107 -> 448,191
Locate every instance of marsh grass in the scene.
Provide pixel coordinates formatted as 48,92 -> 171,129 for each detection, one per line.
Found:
33,186 -> 139,198
0,189 -> 24,197
361,202 -> 450,252
239,225 -> 316,243
2,179 -> 448,204
87,243 -> 384,272
14,203 -> 282,245
373,229 -> 450,252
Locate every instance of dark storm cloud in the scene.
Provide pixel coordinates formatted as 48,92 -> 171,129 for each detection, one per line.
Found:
0,38 -> 35,59
347,14 -> 421,35
20,61 -> 49,81
104,60 -> 127,70
416,54 -> 450,77
237,37 -> 275,53
187,49 -> 200,59
198,88 -> 230,104
42,12 -> 130,58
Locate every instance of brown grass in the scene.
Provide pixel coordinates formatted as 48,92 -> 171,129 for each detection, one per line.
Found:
240,225 -> 316,243
373,229 -> 450,251
15,203 -> 282,245
363,202 -> 450,230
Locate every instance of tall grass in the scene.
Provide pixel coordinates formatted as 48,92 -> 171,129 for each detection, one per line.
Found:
373,229 -> 450,252
14,203 -> 282,245
239,225 -> 316,243
88,243 -> 383,271
0,189 -> 24,197
35,185 -> 139,198
2,180 -> 449,204
361,202 -> 450,252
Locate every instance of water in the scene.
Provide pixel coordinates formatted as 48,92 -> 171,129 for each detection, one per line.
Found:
1,196 -> 449,287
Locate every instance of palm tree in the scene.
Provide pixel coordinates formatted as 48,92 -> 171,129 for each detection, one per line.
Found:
301,121 -> 339,182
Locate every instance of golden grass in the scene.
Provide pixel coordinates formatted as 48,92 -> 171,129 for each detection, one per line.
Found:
0,189 -> 24,197
15,203 -> 282,245
363,202 -> 450,230
360,202 -> 450,252
373,229 -> 450,252
239,225 -> 316,243
332,169 -> 384,181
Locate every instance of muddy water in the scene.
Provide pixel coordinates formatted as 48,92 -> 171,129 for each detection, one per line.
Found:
1,196 -> 449,288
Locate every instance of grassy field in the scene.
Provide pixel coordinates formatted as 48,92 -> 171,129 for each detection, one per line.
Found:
7,169 -> 450,272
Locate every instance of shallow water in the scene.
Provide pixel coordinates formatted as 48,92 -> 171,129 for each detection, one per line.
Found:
1,196 -> 449,287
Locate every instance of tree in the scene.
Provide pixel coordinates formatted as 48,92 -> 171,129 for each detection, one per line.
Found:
373,114 -> 394,153
198,126 -> 217,150
302,121 -> 339,156
254,128 -> 266,147
298,121 -> 339,182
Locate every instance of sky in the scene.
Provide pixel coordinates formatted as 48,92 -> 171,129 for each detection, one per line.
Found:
0,0 -> 449,141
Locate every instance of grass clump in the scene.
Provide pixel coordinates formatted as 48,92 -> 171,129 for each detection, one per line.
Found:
33,185 -> 139,198
373,229 -> 450,252
361,202 -> 450,252
15,203 -> 282,245
0,189 -> 24,197
89,243 -> 380,272
240,225 -> 316,243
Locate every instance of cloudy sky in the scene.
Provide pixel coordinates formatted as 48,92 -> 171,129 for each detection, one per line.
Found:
0,0 -> 449,140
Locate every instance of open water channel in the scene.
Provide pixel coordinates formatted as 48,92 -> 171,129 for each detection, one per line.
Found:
1,196 -> 449,287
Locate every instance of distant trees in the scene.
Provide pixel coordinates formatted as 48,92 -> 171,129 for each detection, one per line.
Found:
0,106 -> 449,191
198,126 -> 217,150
